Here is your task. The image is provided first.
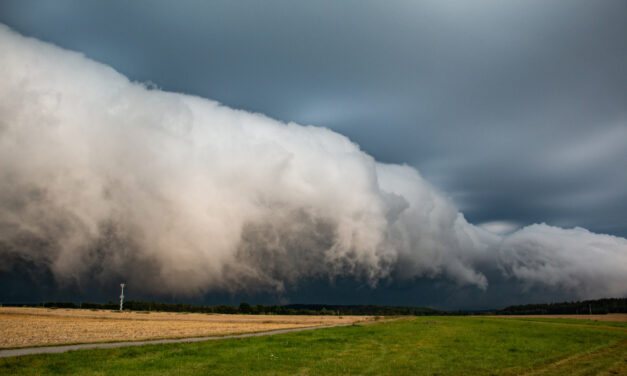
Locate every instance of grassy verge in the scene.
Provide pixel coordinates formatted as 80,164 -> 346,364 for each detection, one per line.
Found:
492,317 -> 627,330
1,317 -> 625,375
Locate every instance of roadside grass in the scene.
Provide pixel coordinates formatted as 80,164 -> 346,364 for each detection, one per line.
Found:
1,316 -> 625,375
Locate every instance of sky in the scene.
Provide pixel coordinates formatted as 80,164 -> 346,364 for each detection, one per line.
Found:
0,1 -> 626,310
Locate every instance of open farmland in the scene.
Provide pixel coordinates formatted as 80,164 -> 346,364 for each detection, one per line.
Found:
492,314 -> 627,322
1,316 -> 626,375
0,307 -> 370,349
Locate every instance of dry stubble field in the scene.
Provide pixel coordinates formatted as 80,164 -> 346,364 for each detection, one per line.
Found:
0,307 -> 371,348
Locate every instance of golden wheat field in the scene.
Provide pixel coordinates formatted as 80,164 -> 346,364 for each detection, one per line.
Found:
0,307 -> 371,348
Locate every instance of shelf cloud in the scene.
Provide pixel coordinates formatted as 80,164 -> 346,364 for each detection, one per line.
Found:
1,24 -> 626,300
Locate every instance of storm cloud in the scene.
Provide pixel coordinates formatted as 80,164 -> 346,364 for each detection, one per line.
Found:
1,25 -> 626,301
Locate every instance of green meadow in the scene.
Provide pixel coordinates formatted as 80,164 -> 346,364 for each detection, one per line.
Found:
1,316 -> 625,375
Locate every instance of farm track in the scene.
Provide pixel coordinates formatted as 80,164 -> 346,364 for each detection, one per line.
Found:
489,317 -> 627,375
525,339 -> 627,375
0,323 -> 355,358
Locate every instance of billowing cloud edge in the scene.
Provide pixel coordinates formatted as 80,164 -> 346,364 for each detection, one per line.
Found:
1,24 -> 626,300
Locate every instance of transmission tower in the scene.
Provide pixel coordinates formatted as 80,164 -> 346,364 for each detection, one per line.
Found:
119,283 -> 126,311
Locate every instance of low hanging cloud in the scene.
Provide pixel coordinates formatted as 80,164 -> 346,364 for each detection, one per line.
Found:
1,24 -> 626,300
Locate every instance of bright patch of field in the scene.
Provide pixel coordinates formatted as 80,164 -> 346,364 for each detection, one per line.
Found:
0,307 -> 370,349
1,316 -> 626,375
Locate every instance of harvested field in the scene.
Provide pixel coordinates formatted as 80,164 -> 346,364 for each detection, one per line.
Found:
0,307 -> 371,349
492,314 -> 627,322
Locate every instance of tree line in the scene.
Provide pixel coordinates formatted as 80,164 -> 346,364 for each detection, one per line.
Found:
497,298 -> 627,315
10,297 -> 626,315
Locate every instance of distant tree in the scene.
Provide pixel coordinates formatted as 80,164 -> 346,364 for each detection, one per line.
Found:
239,302 -> 252,314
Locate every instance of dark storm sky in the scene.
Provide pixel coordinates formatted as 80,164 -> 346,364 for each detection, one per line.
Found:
1,0 -> 625,236
1,1 -> 627,310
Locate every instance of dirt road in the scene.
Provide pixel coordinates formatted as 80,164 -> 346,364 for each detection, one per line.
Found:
0,323 -> 352,358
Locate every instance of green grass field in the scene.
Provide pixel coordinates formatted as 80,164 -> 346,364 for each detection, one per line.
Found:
1,316 -> 625,375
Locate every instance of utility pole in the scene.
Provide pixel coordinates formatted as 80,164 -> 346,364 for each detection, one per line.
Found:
120,283 -> 126,312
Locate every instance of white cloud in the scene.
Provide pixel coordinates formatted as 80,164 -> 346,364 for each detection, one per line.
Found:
479,221 -> 519,235
0,24 -> 625,299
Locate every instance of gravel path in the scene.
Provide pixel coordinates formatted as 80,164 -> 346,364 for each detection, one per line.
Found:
0,323 -> 351,358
